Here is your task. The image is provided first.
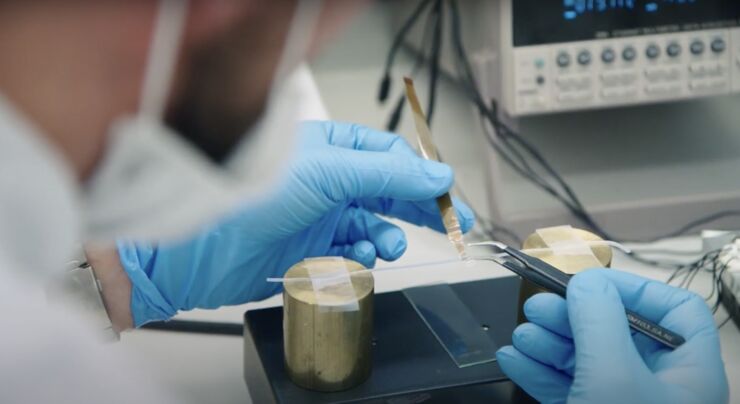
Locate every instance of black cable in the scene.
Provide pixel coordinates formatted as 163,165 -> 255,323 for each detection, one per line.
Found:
663,248 -> 738,321
386,96 -> 406,132
449,0 -> 715,246
447,0 -> 612,244
640,211 -> 740,243
388,0 -> 582,248
378,0 -> 435,103
446,1 -> 591,217
385,0 -> 437,131
718,315 -> 734,328
140,319 -> 243,336
422,0 -> 522,244
379,0 -> 740,264
476,113 -> 577,210
628,247 -> 704,256
453,181 -> 522,245
661,248 -> 738,329
389,0 -> 587,246
426,0 -> 443,125
442,0 -> 740,254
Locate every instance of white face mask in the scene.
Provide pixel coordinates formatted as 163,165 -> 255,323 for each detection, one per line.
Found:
81,0 -> 322,242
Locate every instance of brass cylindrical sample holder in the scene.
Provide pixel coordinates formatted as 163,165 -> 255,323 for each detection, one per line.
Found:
283,258 -> 374,392
516,228 -> 613,324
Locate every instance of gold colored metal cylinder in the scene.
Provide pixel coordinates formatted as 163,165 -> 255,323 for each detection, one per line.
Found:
283,258 -> 374,392
516,228 -> 613,324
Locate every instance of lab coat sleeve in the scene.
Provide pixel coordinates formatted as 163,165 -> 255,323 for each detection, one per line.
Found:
0,262 -> 183,404
294,63 -> 330,121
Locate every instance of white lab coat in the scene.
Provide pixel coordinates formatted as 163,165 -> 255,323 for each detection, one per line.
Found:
0,95 -> 179,403
0,65 -> 328,403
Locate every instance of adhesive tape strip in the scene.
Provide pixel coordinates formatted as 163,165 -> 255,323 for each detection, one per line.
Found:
536,225 -> 603,268
305,258 -> 360,313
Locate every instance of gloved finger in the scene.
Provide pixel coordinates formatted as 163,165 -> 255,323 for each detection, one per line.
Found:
567,270 -> 645,372
300,121 -> 417,155
584,269 -> 714,340
512,323 -> 575,376
359,197 -> 475,234
631,332 -> 667,363
525,291 -> 669,365
496,345 -> 572,403
333,207 -> 407,261
523,293 -> 572,339
327,240 -> 377,269
307,148 -> 453,203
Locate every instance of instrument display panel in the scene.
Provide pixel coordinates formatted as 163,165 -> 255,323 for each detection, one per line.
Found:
514,0 -> 740,46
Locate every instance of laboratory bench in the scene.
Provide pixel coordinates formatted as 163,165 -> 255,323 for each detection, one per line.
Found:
120,4 -> 740,403
121,225 -> 740,403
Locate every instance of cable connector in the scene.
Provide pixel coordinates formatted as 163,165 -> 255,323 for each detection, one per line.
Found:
386,96 -> 406,132
378,73 -> 392,103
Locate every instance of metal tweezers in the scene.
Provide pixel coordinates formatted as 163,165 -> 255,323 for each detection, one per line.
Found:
472,241 -> 686,350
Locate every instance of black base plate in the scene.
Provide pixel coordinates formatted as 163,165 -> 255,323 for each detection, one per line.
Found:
244,276 -> 533,403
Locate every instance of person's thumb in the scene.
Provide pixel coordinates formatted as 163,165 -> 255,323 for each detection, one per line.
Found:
299,147 -> 453,203
566,270 -> 644,373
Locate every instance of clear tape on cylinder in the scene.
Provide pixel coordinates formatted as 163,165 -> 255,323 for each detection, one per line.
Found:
302,257 -> 360,312
536,225 -> 604,268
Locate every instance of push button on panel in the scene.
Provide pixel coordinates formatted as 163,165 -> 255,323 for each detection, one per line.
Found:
601,48 -> 615,64
645,44 -> 661,60
577,50 -> 592,66
622,46 -> 637,62
666,42 -> 682,58
690,40 -> 705,55
557,52 -> 571,68
711,38 -> 726,54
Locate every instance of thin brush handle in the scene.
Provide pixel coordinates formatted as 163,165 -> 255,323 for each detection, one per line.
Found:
403,77 -> 467,259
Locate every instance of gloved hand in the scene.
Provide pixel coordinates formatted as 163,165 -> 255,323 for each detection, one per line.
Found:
118,121 -> 474,326
496,269 -> 729,404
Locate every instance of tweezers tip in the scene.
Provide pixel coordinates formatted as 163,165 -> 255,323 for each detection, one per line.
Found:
468,241 -> 508,251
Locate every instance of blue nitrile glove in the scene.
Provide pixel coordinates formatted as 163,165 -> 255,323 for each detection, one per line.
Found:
118,121 -> 475,326
496,269 -> 729,404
